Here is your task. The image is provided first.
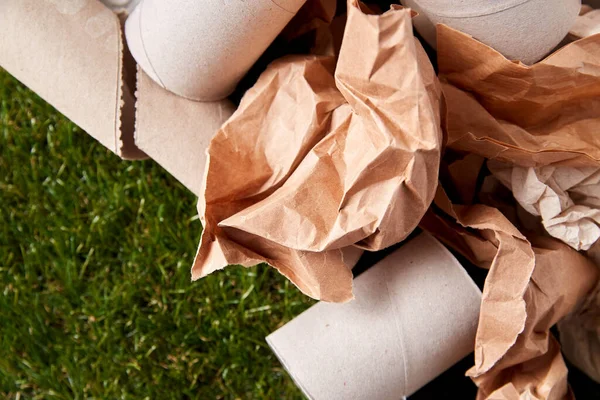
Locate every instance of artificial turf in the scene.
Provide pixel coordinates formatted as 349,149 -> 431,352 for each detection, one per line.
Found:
0,68 -> 313,399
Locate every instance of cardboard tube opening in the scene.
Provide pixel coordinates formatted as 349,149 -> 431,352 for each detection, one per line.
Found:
266,233 -> 482,399
125,0 -> 307,101
401,0 -> 581,64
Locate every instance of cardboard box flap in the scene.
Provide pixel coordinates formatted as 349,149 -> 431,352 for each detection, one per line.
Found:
0,0 -> 145,159
134,69 -> 235,196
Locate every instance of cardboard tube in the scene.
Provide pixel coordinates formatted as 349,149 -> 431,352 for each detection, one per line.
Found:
267,234 -> 481,400
266,233 -> 482,399
125,0 -> 307,101
400,0 -> 581,64
100,0 -> 140,12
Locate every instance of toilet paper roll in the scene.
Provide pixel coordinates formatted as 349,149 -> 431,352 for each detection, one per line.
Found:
400,0 -> 581,64
125,0 -> 306,101
266,233 -> 482,399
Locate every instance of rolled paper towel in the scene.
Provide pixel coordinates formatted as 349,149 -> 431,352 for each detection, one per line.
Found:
400,0 -> 581,64
125,0 -> 307,101
266,233 -> 482,399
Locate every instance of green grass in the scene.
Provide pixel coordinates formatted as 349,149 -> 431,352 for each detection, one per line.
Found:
0,68 -> 313,399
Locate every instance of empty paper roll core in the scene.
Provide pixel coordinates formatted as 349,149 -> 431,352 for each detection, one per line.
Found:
267,233 -> 482,399
401,0 -> 581,64
125,0 -> 307,101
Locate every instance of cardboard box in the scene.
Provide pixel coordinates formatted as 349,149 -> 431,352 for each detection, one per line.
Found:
266,233 -> 482,399
134,70 -> 235,196
0,0 -> 143,159
0,0 -> 233,195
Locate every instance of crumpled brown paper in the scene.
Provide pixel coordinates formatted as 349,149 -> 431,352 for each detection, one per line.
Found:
282,0 -> 337,42
437,24 -> 600,168
488,160 -> 600,251
434,24 -> 600,393
485,157 -> 600,392
192,56 -> 360,303
421,177 -> 599,399
192,1 -> 442,301
559,277 -> 600,385
570,8 -> 600,39
474,237 -> 598,400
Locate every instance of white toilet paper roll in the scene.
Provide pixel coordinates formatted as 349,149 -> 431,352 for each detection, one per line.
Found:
401,0 -> 581,64
125,0 -> 307,101
266,233 -> 482,399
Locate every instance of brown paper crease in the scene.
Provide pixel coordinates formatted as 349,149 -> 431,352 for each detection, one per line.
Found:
437,24 -> 600,168
192,1 -> 442,301
217,2 -> 442,253
421,182 -> 599,399
570,8 -> 600,39
558,277 -> 600,384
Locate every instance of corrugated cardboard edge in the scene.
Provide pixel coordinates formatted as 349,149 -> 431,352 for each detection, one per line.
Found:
0,0 -> 145,160
117,11 -> 147,160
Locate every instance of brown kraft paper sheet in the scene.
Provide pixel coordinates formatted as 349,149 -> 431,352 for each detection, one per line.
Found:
421,173 -> 599,399
437,24 -> 600,168
570,7 -> 600,40
192,1 -> 442,302
558,277 -> 600,385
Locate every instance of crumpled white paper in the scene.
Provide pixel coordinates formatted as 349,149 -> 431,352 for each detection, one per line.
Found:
488,160 -> 600,251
